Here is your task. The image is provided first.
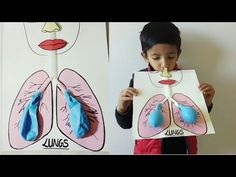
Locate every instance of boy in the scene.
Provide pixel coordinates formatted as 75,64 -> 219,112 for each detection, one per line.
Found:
115,22 -> 215,154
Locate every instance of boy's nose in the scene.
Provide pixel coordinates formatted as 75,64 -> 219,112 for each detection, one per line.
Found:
160,57 -> 168,68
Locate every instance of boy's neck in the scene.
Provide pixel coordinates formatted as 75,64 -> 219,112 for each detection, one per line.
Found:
147,64 -> 155,71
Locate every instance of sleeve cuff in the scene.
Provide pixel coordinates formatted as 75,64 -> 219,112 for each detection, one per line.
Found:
116,106 -> 131,116
207,103 -> 213,113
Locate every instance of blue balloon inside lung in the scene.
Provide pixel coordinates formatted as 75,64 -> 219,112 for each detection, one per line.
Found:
178,104 -> 197,124
149,104 -> 164,128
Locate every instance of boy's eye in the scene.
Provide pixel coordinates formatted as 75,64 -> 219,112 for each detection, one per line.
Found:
152,57 -> 161,60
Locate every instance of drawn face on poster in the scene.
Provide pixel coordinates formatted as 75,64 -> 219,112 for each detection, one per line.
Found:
147,69 -> 182,88
23,22 -> 80,55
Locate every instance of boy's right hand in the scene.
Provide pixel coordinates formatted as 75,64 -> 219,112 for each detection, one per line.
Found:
116,87 -> 139,114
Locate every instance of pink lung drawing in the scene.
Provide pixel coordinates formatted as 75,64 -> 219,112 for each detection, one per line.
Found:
9,70 -> 53,149
172,93 -> 207,135
56,68 -> 105,151
138,94 -> 170,138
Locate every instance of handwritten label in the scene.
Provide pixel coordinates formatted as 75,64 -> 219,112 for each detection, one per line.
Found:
42,138 -> 69,150
164,129 -> 184,136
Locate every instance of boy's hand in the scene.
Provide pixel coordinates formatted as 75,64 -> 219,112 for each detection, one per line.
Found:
199,83 -> 215,107
117,88 -> 138,114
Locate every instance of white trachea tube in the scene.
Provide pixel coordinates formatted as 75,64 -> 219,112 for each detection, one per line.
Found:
164,84 -> 179,108
48,32 -> 57,80
164,85 -> 171,99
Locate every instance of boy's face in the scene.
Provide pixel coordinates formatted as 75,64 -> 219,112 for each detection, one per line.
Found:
142,44 -> 180,71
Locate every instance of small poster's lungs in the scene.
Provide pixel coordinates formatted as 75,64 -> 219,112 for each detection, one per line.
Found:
56,68 -> 105,151
172,93 -> 207,135
138,94 -> 170,138
9,70 -> 53,149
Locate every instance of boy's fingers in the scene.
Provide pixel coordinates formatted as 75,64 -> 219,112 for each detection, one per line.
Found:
122,91 -> 133,97
201,87 -> 211,92
203,89 -> 215,96
121,97 -> 134,101
120,89 -> 137,98
199,83 -> 208,90
126,88 -> 139,96
199,83 -> 214,92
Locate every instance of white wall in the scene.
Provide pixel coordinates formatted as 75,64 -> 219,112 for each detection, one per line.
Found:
109,22 -> 236,154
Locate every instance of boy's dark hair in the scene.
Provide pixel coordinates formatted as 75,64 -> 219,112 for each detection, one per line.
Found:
140,22 -> 181,54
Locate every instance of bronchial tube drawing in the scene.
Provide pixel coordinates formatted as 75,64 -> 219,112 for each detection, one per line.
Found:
56,69 -> 105,151
171,93 -> 207,135
8,22 -> 105,151
9,71 -> 53,149
138,94 -> 171,138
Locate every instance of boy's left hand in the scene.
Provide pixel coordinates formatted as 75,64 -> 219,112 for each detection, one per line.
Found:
199,83 -> 215,107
